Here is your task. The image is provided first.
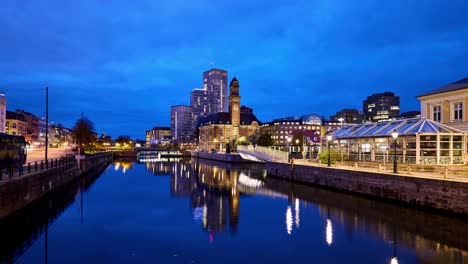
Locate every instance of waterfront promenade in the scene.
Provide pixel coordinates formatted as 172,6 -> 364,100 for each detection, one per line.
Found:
292,159 -> 468,183
27,148 -> 74,163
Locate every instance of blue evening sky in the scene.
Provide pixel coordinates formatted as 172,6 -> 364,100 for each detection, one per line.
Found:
1,0 -> 467,139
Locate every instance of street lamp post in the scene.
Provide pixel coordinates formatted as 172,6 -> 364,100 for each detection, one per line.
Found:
392,129 -> 399,173
326,135 -> 332,167
295,139 -> 299,154
287,136 -> 292,153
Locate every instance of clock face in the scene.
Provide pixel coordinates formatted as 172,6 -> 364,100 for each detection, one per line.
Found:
233,105 -> 239,111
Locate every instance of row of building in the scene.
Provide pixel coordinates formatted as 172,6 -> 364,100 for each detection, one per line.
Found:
327,77 -> 468,165
0,94 -> 74,147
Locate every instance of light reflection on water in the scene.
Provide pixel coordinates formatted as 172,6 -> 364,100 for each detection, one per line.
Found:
1,157 -> 467,264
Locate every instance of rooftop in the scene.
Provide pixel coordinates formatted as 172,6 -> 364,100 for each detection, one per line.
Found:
331,117 -> 464,139
418,77 -> 468,98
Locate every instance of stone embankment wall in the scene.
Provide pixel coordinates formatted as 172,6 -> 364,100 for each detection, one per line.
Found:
191,151 -> 258,163
0,153 -> 112,219
267,162 -> 468,216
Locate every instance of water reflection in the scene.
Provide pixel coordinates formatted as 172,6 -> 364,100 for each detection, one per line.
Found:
0,166 -> 105,264
1,158 -> 467,264
143,158 -> 468,263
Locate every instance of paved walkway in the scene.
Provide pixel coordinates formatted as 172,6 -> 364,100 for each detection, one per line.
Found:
26,148 -> 74,163
292,159 -> 468,183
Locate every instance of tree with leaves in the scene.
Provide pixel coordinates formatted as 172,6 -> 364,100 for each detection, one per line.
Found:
256,133 -> 274,147
71,117 -> 96,152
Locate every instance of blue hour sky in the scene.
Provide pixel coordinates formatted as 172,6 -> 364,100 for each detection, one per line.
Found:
1,0 -> 467,139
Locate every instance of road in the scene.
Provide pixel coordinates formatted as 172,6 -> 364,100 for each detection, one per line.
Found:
26,148 -> 75,163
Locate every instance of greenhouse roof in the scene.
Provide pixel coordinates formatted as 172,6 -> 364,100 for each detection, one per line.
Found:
331,118 -> 465,139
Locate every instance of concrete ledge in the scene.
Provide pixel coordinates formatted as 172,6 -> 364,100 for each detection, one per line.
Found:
191,151 -> 259,163
267,161 -> 468,216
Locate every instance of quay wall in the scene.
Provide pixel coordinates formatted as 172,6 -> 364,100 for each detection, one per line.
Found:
0,153 -> 112,219
266,162 -> 468,216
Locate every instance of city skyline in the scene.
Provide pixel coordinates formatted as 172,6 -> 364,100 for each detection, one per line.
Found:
2,1 -> 468,138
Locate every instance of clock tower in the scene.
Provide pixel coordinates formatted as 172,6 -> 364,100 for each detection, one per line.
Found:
229,77 -> 241,138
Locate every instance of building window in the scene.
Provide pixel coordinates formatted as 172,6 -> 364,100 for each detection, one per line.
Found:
432,105 -> 441,122
453,102 -> 463,121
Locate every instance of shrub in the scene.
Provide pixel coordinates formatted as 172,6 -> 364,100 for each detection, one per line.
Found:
318,150 -> 343,164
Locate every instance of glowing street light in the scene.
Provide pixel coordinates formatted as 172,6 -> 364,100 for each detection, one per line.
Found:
338,117 -> 344,126
392,129 -> 399,173
326,135 -> 332,167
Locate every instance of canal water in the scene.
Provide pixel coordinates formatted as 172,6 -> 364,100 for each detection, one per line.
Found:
1,158 -> 467,264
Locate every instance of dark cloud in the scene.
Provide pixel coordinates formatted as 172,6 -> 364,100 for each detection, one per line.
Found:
1,0 -> 467,138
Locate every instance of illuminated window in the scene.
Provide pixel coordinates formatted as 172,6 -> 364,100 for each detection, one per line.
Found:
391,106 -> 399,110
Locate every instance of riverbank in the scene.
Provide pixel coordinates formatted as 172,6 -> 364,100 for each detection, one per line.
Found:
267,161 -> 468,216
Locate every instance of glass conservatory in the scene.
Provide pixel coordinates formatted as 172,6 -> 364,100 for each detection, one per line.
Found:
324,118 -> 467,165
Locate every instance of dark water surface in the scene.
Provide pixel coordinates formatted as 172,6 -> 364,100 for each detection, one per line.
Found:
1,158 -> 467,264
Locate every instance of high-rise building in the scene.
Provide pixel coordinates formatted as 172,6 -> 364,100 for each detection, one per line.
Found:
170,105 -> 193,141
363,92 -> 400,122
198,77 -> 261,151
190,88 -> 209,129
203,68 -> 228,114
0,94 -> 5,133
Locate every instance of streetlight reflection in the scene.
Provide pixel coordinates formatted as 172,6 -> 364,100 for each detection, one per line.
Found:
294,198 -> 300,228
326,219 -> 333,246
286,206 -> 293,235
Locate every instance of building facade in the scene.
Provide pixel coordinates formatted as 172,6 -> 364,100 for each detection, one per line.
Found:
15,110 -> 40,144
260,115 -> 323,146
400,111 -> 421,119
203,68 -> 228,114
417,77 -> 468,131
146,126 -> 171,146
0,94 -> 5,133
330,108 -> 363,124
190,88 -> 209,130
5,110 -> 28,137
363,92 -> 400,122
240,106 -> 253,115
198,78 -> 261,151
170,105 -> 194,141
327,118 -> 466,165
50,124 -> 73,147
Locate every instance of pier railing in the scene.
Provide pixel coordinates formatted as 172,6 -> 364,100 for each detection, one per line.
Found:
297,159 -> 468,181
0,155 -> 77,182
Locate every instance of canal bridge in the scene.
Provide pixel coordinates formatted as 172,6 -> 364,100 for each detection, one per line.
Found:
236,145 -> 289,163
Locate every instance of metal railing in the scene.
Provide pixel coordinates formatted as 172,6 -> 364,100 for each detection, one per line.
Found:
0,156 -> 77,182
300,159 -> 468,181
